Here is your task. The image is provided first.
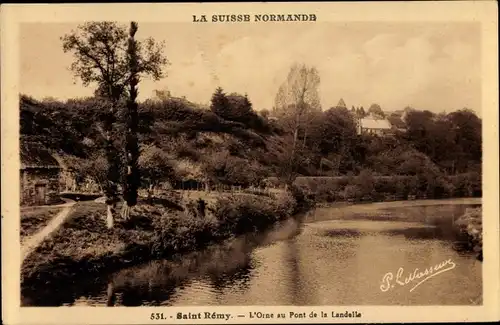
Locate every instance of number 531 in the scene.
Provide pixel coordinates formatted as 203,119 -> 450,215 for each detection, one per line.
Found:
150,313 -> 165,320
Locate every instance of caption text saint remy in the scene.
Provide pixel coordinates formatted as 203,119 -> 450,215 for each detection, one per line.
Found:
193,14 -> 317,23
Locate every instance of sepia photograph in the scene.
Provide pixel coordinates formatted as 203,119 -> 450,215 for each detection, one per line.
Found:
2,2 -> 499,324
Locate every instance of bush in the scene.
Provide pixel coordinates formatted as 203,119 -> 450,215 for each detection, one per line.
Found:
448,172 -> 482,198
454,207 -> 482,260
294,177 -> 349,202
283,186 -> 304,213
213,191 -> 297,237
353,169 -> 375,200
150,210 -> 219,258
214,196 -> 276,236
342,184 -> 363,201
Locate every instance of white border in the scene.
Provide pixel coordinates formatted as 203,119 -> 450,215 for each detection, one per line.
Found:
2,2 -> 499,324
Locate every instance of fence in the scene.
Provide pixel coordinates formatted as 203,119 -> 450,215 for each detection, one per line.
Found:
179,183 -> 285,197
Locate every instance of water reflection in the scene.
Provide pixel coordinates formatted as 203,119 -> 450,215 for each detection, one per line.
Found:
322,229 -> 362,238
380,226 -> 443,240
107,235 -> 258,306
22,203 -> 482,306
284,237 -> 303,305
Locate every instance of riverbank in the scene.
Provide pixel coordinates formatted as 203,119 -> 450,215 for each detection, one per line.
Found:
314,197 -> 482,209
21,189 -> 306,292
454,207 -> 483,261
294,172 -> 481,203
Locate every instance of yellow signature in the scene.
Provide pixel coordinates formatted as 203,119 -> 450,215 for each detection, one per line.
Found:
380,259 -> 456,293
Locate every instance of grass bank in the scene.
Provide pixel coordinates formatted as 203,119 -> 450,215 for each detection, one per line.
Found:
21,188 -> 309,292
20,206 -> 63,243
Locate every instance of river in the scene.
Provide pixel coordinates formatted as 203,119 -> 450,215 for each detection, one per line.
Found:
21,199 -> 482,306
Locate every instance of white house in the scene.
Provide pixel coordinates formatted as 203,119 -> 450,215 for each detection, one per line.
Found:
356,114 -> 393,136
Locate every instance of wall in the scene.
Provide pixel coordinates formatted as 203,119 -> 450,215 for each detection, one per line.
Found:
20,168 -> 61,206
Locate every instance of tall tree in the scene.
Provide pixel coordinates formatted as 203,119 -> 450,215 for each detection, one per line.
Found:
273,63 -> 321,184
121,21 -> 141,220
210,87 -> 231,117
224,92 -> 253,122
61,22 -> 168,228
311,106 -> 358,174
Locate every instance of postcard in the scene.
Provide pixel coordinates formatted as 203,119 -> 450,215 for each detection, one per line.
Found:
1,1 -> 499,324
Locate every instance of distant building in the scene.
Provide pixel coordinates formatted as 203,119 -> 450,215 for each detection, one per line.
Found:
20,142 -> 62,206
356,114 -> 393,136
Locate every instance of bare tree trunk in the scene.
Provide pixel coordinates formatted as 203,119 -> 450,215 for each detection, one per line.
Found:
287,126 -> 299,185
104,110 -> 120,229
148,183 -> 153,198
106,204 -> 115,229
106,281 -> 116,306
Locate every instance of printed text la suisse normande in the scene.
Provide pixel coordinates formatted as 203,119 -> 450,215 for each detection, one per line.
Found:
193,14 -> 317,23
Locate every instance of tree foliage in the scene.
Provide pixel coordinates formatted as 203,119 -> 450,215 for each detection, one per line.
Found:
61,21 -> 168,101
273,64 -> 321,134
138,145 -> 175,190
368,103 -> 385,117
404,108 -> 481,174
210,87 -> 231,119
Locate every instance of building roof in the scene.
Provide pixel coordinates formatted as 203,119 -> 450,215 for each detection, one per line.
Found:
360,117 -> 392,130
20,142 -> 61,169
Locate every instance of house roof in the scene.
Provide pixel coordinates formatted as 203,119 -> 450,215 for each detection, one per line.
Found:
360,118 -> 392,130
20,141 -> 61,169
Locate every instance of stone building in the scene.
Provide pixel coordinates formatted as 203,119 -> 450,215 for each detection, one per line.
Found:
20,142 -> 62,206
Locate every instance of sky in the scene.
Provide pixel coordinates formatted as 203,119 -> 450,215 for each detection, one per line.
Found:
20,22 -> 481,115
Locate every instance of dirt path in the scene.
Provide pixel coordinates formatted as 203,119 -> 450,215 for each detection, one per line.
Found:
21,200 -> 76,263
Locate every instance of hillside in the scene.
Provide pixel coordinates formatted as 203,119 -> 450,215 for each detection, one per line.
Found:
20,92 -> 482,193
20,94 -> 289,188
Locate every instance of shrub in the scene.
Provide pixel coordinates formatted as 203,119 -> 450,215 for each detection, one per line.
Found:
342,184 -> 364,201
212,191 -> 298,238
276,188 -> 299,215
353,169 -> 375,200
150,209 -> 219,258
294,177 -> 349,202
448,172 -> 482,198
424,175 -> 453,199
454,207 -> 482,260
